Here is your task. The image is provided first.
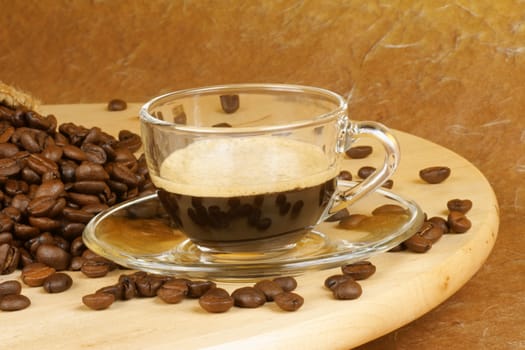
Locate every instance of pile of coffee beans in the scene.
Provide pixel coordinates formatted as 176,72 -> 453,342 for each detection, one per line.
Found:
82,271 -> 302,313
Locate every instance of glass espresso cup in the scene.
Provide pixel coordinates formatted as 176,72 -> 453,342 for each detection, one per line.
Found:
140,84 -> 399,253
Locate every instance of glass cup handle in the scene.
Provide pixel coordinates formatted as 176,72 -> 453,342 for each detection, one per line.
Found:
329,120 -> 400,214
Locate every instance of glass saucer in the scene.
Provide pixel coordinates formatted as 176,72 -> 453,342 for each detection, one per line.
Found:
83,184 -> 424,280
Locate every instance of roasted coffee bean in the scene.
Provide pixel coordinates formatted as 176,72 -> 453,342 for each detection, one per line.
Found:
81,260 -> 110,278
35,244 -> 70,271
199,287 -> 234,313
0,214 -> 14,232
0,158 -> 21,176
403,233 -> 432,253
42,272 -> 73,293
4,179 -> 29,196
0,126 -> 14,143
117,130 -> 142,153
187,280 -> 216,298
118,276 -> 137,300
67,192 -> 101,207
75,162 -> 109,181
157,279 -> 189,304
21,262 -> 56,287
81,143 -> 107,164
326,208 -> 350,222
62,207 -> 94,224
82,292 -> 115,310
0,280 -> 22,296
21,167 -> 40,184
0,143 -> 18,158
447,199 -> 472,214
254,280 -> 284,301
220,94 -> 240,113
382,179 -> 394,189
0,232 -> 13,245
274,292 -> 304,311
62,144 -> 87,162
109,162 -> 138,187
418,221 -> 444,243
272,276 -> 297,292
332,280 -> 362,300
419,166 -> 451,184
107,99 -> 127,111
70,237 -> 86,257
96,284 -> 124,301
0,243 -> 20,274
338,214 -> 368,229
69,256 -> 86,271
341,261 -> 376,280
324,274 -> 353,290
135,276 -> 164,297
212,122 -> 232,127
345,145 -> 373,159
0,294 -> 31,311
372,204 -> 407,215
61,222 -> 86,240
20,131 -> 42,153
27,196 -> 56,217
28,217 -> 60,231
447,211 -> 472,233
357,166 -> 376,179
338,170 -> 352,181
41,144 -> 63,163
34,179 -> 65,199
232,286 -> 266,308
26,154 -> 59,176
428,216 -> 449,233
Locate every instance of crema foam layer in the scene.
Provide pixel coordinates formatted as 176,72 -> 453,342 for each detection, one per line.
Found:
153,137 -> 338,197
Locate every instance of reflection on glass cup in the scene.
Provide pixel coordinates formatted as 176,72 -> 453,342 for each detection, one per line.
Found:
140,84 -> 399,253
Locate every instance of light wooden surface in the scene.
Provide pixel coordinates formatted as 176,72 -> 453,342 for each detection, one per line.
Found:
0,104 -> 499,350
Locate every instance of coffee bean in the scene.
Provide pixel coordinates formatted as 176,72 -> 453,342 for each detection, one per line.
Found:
0,158 -> 21,176
0,142 -> 19,158
75,162 -> 109,181
187,280 -> 216,298
0,280 -> 22,296
199,287 -> 234,313
0,243 -> 20,274
418,221 -> 444,243
212,122 -> 232,127
82,292 -> 115,310
338,170 -> 352,181
341,261 -> 376,280
27,196 -> 57,217
42,272 -> 73,293
447,199 -> 472,214
35,244 -> 71,271
332,279 -> 362,300
117,130 -> 142,153
80,260 -> 110,278
447,211 -> 472,233
254,280 -> 284,301
382,179 -> 394,189
345,145 -> 373,159
107,99 -> 127,111
0,294 -> 31,311
403,233 -> 432,253
428,216 -> 449,233
272,276 -> 297,292
21,262 -> 56,287
81,143 -> 107,164
324,274 -> 353,290
157,279 -> 189,304
357,166 -> 376,179
232,286 -> 266,308
135,275 -> 164,297
274,292 -> 304,311
96,284 -> 123,301
62,144 -> 87,162
419,166 -> 451,184
219,95 -> 240,113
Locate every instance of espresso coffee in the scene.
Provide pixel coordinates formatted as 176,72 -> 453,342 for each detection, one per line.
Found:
152,137 -> 338,251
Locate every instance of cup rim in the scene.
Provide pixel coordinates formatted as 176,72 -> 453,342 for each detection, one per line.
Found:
139,83 -> 347,134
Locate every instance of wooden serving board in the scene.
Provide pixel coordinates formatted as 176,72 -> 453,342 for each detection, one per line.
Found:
1,104 -> 499,350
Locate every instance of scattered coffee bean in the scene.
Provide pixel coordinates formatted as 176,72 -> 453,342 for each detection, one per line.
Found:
417,221 -> 444,243
345,145 -> 373,159
82,292 -> 115,310
338,170 -> 352,181
357,166 -> 376,179
447,211 -> 472,233
372,204 -> 407,216
21,262 -> 56,287
219,94 -> 240,113
427,216 -> 449,233
0,294 -> 31,311
447,199 -> 472,214
274,292 -> 304,311
0,280 -> 22,296
232,286 -> 266,308
341,261 -> 376,280
403,233 -> 432,253
419,166 -> 451,184
254,279 -> 284,301
107,99 -> 127,111
42,272 -> 73,293
199,287 -> 234,313
157,279 -> 189,304
187,280 -> 216,298
332,279 -> 362,300
272,276 -> 297,292
324,274 -> 353,290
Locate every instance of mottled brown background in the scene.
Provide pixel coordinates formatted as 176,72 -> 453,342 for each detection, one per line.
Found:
1,0 -> 523,349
